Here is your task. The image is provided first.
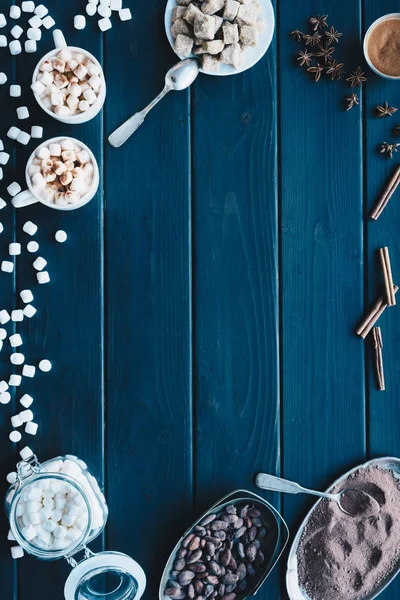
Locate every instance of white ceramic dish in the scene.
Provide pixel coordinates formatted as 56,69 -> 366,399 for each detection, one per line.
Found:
164,0 -> 275,76
286,457 -> 400,600
364,14 -> 400,80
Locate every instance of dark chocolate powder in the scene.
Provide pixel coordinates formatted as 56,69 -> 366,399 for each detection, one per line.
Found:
297,466 -> 400,599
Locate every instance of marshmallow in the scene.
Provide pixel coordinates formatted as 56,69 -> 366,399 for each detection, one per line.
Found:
20,291 -> 34,306
86,4 -> 97,16
22,365 -> 36,378
0,392 -> 11,404
31,126 -> 43,139
7,472 -> 17,484
0,331 -> 5,342
8,182 -> 22,196
0,168 -> 2,181
1,260 -> 14,273
12,310 -> 24,322
0,13 -> 6,27
23,304 -> 37,318
55,230 -> 67,243
22,1 -> 36,11
22,525 -> 36,541
10,333 -> 23,347
83,88 -> 97,104
25,39 -> 37,53
87,63 -> 100,76
9,242 -> 21,255
32,172 -> 46,189
9,374 -> 22,387
35,5 -> 48,17
110,0 -> 122,10
89,0 -> 99,3
0,197 -> 6,207
23,222 -> 38,238
0,72 -> 7,85
89,74 -> 102,90
37,271 -> 50,284
49,143 -> 61,156
20,448 -> 34,463
27,241 -> 39,253
37,146 -> 50,159
11,353 -> 25,365
119,8 -> 132,21
31,80 -> 45,95
9,40 -> 22,55
74,15 -> 86,29
11,546 -> 24,559
28,15 -> 42,28
0,152 -> 10,165
0,310 -> 10,324
27,27 -> 42,40
11,415 -> 23,428
33,256 -> 47,271
7,126 -> 20,140
43,519 -> 56,532
7,529 -> 16,541
98,16 -> 112,31
53,525 -> 67,538
9,431 -> 22,443
98,4 -> 111,17
42,15 -> 55,28
11,25 -> 23,39
78,100 -> 90,112
20,409 -> 34,422
10,84 -> 21,97
10,6 -> 21,19
0,35 -> 6,47
17,131 -> 31,145
39,359 -> 52,372
20,394 -> 33,408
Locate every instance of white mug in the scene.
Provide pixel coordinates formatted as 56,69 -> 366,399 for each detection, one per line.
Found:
12,136 -> 100,211
32,30 -> 107,124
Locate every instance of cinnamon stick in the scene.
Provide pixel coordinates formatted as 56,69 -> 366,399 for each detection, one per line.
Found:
379,247 -> 396,306
370,165 -> 400,220
356,285 -> 399,338
372,327 -> 385,391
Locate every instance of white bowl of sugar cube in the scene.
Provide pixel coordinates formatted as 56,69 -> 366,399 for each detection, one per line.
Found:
31,30 -> 106,124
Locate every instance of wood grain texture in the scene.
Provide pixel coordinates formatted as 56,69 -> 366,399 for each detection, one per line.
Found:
279,0 -> 366,541
104,2 -> 193,598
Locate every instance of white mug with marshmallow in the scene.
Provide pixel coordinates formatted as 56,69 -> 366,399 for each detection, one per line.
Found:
32,30 -> 106,125
12,136 -> 100,211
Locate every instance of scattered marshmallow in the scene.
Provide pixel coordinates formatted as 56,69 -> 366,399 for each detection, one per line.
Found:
10,84 -> 21,97
20,394 -> 33,408
11,25 -> 23,39
35,4 -> 48,17
42,15 -> 55,29
0,222 -> 3,233
7,529 -> 15,541
27,27 -> 41,40
74,15 -> 86,29
6,472 -> 17,484
28,15 -> 42,28
11,353 -> 25,365
0,392 -> 11,404
98,16 -> 112,31
0,72 -> 7,85
25,421 -> 38,435
9,374 -> 22,387
23,221 -> 38,236
0,329 -> 6,341
20,446 -> 34,460
37,271 -> 50,284
98,4 -> 111,18
9,242 -> 21,255
17,131 -> 31,145
119,8 -> 132,21
27,241 -> 39,253
23,304 -> 36,318
9,6 -> 21,19
55,230 -> 67,243
11,415 -> 23,428
39,359 -> 52,372
0,35 -> 7,47
1,260 -> 14,273
20,410 -> 34,422
0,168 -> 3,181
8,182 -> 22,197
0,197 -> 6,208
33,256 -> 47,271
0,13 -> 6,27
22,365 -> 36,378
9,431 -> 22,443
9,40 -> 22,55
0,309 -> 10,324
7,126 -> 21,140
25,39 -> 37,53
10,546 -> 24,559
86,4 -> 97,16
20,289 -> 34,303
31,125 -> 43,138
11,310 -> 24,322
9,333 -> 23,347
22,1 -> 36,12
0,152 -> 10,165
110,0 -> 122,9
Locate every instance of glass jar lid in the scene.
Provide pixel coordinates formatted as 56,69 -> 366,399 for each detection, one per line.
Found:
64,551 -> 146,600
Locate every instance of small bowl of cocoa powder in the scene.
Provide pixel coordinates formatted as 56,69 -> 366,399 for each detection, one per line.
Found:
364,14 -> 400,79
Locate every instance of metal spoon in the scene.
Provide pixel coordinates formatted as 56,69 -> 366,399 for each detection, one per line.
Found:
108,58 -> 199,148
256,473 -> 380,517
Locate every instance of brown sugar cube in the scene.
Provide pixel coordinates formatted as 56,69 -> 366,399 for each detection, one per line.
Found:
223,22 -> 239,44
237,2 -> 258,24
201,0 -> 225,15
203,39 -> 225,54
193,13 -> 215,40
202,54 -> 221,72
171,18 -> 191,38
54,73 -> 69,89
53,59 -> 65,73
193,45 -> 208,55
239,24 -> 258,46
174,34 -> 194,58
184,3 -> 202,24
214,15 -> 223,34
172,6 -> 187,21
223,0 -> 240,21
177,0 -> 191,5
220,42 -> 242,68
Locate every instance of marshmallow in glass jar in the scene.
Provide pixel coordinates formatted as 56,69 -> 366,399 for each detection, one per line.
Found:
5,453 -> 146,600
31,30 -> 106,124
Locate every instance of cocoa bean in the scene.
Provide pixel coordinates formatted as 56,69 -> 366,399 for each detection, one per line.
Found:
228,557 -> 237,571
221,514 -> 237,524
248,526 -> 257,542
204,536 -> 220,545
222,593 -> 237,600
254,551 -> 265,566
171,571 -> 180,578
188,563 -> 206,573
209,561 -> 221,576
221,549 -> 231,566
195,526 -> 207,536
258,527 -> 267,539
194,581 -> 204,595
239,504 -> 249,518
223,573 -> 239,585
253,539 -> 261,550
204,584 -> 214,598
252,517 -> 262,527
174,559 -> 186,571
195,572 -> 209,580
188,583 -> 195,599
183,533 -> 195,548
206,575 -> 219,585
225,505 -> 237,515
243,517 -> 252,529
219,565 -> 226,576
196,596 -> 205,600
225,584 -> 237,593
232,518 -> 243,530
178,548 -> 187,559
189,536 -> 201,551
214,530 -> 226,540
210,520 -> 229,531
237,542 -> 245,558
238,580 -> 247,592
165,587 -> 185,599
247,563 -> 256,577
178,571 -> 195,586
246,542 -> 257,563
199,514 -> 217,527
218,583 -> 225,597
187,550 -> 202,564
248,508 -> 260,518
233,526 -> 246,539
205,542 -> 215,556
236,563 -> 246,580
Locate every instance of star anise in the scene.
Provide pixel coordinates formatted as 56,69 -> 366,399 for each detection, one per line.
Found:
325,26 -> 342,44
393,125 -> 400,137
307,63 -> 324,82
376,102 -> 398,117
309,15 -> 328,31
345,93 -> 359,111
303,32 -> 322,47
297,49 -> 314,67
380,142 -> 400,158
326,60 -> 344,80
346,67 -> 367,87
290,29 -> 303,41
315,44 -> 334,64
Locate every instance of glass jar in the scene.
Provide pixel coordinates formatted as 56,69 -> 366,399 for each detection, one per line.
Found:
5,453 -> 146,600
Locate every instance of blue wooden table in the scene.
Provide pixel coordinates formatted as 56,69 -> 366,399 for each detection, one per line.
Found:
1,0 -> 400,598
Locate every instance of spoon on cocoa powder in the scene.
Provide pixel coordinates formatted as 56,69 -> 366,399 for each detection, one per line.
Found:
256,473 -> 380,517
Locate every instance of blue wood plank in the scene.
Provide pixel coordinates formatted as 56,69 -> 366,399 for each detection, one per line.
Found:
192,3 -> 281,595
279,0 -> 366,567
104,2 -> 193,597
364,1 -> 400,597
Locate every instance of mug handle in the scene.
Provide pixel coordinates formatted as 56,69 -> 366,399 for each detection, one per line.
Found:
53,29 -> 67,50
12,190 -> 39,208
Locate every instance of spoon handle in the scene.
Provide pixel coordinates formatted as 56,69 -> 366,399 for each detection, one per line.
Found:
256,473 -> 335,502
108,85 -> 172,148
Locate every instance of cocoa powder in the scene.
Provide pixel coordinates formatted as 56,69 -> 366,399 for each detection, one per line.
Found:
368,19 -> 400,77
297,466 -> 400,599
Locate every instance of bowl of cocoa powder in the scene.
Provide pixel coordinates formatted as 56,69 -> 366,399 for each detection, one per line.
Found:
286,457 -> 400,600
364,14 -> 400,79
